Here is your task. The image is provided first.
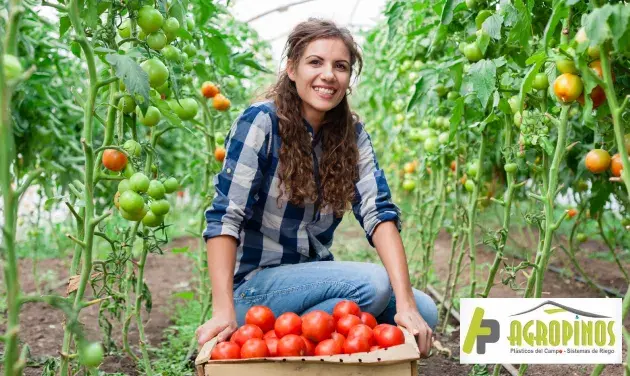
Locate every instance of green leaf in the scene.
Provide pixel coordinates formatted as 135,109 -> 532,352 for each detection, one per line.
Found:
448,97 -> 464,142
477,31 -> 491,54
105,54 -> 150,113
170,246 -> 189,254
85,0 -> 98,30
386,1 -> 404,41
173,291 -> 195,300
168,0 -> 186,26
232,52 -> 271,74
518,56 -> 545,111
482,14 -> 503,40
407,76 -> 425,111
507,0 -> 532,48
70,42 -> 81,58
467,60 -> 496,108
175,28 -> 193,41
440,0 -> 464,26
583,5 -> 614,48
60,16 -> 71,38
589,180 -> 612,214
205,36 -> 231,72
543,1 -> 567,51
449,61 -> 464,91
196,0 -> 218,26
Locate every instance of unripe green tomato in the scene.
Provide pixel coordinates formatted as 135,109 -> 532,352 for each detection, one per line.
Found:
576,233 -> 588,243
447,91 -> 459,100
413,60 -> 423,69
123,162 -> 135,178
138,30 -> 147,41
3,54 -> 23,81
150,199 -> 171,215
78,342 -> 103,368
120,95 -> 136,114
504,163 -> 518,173
417,128 -> 433,142
130,172 -> 150,192
137,106 -> 161,127
587,45 -> 600,59
575,179 -> 589,192
513,111 -> 522,128
119,190 -> 145,213
399,60 -> 412,73
402,179 -> 416,192
467,161 -> 479,178
142,210 -> 164,227
140,58 -> 169,88
392,99 -> 405,112
156,81 -> 171,97
532,73 -> 549,91
395,113 -> 406,124
162,17 -> 180,34
147,180 -> 166,199
118,179 -> 132,193
183,60 -> 194,72
465,180 -> 475,192
169,98 -> 198,120
118,19 -> 131,39
163,177 -> 179,193
463,43 -> 483,62
183,44 -> 197,57
165,30 -> 177,43
408,72 -> 419,82
424,137 -> 439,153
138,6 -> 164,34
508,95 -> 521,114
434,84 -> 447,97
438,132 -> 450,145
215,132 -> 226,146
147,31 -> 167,50
186,17 -> 195,31
465,0 -> 476,9
161,45 -> 181,62
123,140 -> 142,157
556,58 -> 577,74
475,10 -> 493,30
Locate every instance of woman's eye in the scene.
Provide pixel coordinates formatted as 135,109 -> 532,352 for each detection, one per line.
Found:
309,60 -> 321,66
336,63 -> 348,70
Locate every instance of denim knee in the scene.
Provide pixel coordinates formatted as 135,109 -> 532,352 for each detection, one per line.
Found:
358,263 -> 392,316
414,289 -> 438,330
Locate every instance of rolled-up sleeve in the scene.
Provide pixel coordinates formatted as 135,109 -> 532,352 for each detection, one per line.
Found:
202,105 -> 272,245
351,123 -> 402,247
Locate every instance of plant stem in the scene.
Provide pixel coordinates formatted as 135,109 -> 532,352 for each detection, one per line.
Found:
597,214 -> 629,283
469,128 -> 488,298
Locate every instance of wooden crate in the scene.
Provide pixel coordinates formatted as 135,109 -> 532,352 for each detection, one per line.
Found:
195,328 -> 420,376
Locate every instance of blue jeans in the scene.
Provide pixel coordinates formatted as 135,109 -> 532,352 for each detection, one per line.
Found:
233,261 -> 438,330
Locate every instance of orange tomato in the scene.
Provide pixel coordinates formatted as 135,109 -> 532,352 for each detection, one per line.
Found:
214,147 -> 226,162
585,149 -> 611,174
201,81 -> 220,98
403,162 -> 416,174
213,94 -> 231,111
102,149 -> 128,171
610,153 -> 622,177
567,208 -> 578,219
553,73 -> 583,103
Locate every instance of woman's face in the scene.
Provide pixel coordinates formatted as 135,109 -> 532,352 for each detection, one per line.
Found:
288,38 -> 352,125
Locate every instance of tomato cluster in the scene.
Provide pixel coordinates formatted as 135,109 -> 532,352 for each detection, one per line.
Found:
210,301 -> 406,361
115,172 -> 179,227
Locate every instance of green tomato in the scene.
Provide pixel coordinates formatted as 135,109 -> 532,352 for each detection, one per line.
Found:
183,60 -> 194,72
118,19 -> 131,39
140,58 -> 169,88
138,30 -> 147,41
467,161 -> 479,178
575,179 -> 589,192
183,44 -> 197,57
556,58 -> 577,74
504,163 -> 518,173
434,84 -> 448,97
465,0 -> 476,9
463,43 -> 483,62
147,31 -> 167,51
137,106 -> 161,127
621,218 -> 630,227
120,206 -> 147,221
447,91 -> 459,101
165,30 -> 177,43
508,95 -> 521,114
123,163 -> 135,178
465,180 -> 475,192
532,73 -> 549,91
587,45 -> 600,59
392,99 -> 405,112
413,60 -> 423,69
513,111 -> 522,128
119,190 -> 145,213
79,342 -> 104,368
402,179 -> 416,192
395,113 -> 406,124
186,17 -> 195,31
147,180 -> 166,199
475,10 -> 493,30
408,72 -> 419,81
169,98 -> 198,120
163,177 -> 179,193
120,95 -> 136,114
576,233 -> 588,243
438,132 -> 450,145
138,6 -> 164,34
215,132 -> 226,146
424,137 -> 439,153
130,172 -> 150,192
162,17 -> 180,34
161,45 -> 181,62
142,210 -> 164,227
3,54 -> 23,81
417,128 -> 433,142
118,179 -> 132,193
123,140 -> 142,157
150,199 -> 171,215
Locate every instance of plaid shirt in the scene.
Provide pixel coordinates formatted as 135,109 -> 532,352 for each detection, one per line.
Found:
203,101 -> 401,287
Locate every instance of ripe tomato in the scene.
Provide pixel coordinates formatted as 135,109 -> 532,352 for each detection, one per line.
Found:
331,332 -> 346,348
373,325 -> 405,348
245,306 -> 276,333
138,6 -> 164,33
359,312 -> 377,329
147,31 -> 167,51
263,330 -> 277,339
274,312 -> 302,338
610,153 -> 622,177
301,336 -> 316,356
315,339 -> 343,356
137,106 -> 161,127
213,94 -> 231,111
336,314 -> 362,337
403,162 -> 416,174
240,338 -> 269,359
103,149 -> 128,171
231,324 -> 264,347
202,81 -> 220,98
277,334 -> 306,357
211,341 -> 241,360
78,342 -> 104,368
450,160 -> 457,172
553,73 -> 583,103
370,345 -> 381,352
463,43 -> 483,62
567,208 -> 578,219
532,73 -> 549,91
214,147 -> 226,162
301,310 -> 335,343
343,336 -> 371,354
333,302 -> 361,321
3,54 -> 23,81
347,324 -> 374,346
585,149 -> 611,174
265,337 -> 278,356
140,58 -> 169,88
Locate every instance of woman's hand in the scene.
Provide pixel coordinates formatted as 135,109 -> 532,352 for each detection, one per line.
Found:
195,309 -> 238,346
394,307 -> 433,357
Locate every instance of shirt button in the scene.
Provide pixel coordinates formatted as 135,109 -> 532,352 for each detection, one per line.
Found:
226,168 -> 232,174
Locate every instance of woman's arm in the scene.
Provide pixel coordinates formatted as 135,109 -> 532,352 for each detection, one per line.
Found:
196,235 -> 238,346
371,220 -> 433,357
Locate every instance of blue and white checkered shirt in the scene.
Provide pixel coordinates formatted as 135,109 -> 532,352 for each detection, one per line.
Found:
203,101 -> 401,288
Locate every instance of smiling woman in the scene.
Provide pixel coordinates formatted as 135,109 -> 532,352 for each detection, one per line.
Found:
196,18 -> 438,357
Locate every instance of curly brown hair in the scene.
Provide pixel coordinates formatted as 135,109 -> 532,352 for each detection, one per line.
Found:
266,19 -> 364,218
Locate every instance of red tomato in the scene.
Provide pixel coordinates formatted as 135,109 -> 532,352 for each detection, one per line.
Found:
301,336 -> 316,356
102,149 -> 128,171
347,324 -> 374,346
301,310 -> 335,343
263,330 -> 277,339
277,334 -> 306,357
374,325 -> 405,348
314,339 -> 343,356
274,312 -> 302,338
373,324 -> 387,338
336,314 -> 362,337
333,300 -> 361,321
245,306 -> 276,333
240,338 -> 269,359
331,332 -> 345,348
370,345 -> 381,352
211,341 -> 241,360
359,312 -> 377,329
231,324 -> 264,347
265,337 -> 279,357
343,336 -> 371,354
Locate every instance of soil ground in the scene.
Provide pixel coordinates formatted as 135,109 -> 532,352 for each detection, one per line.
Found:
1,223 -> 627,376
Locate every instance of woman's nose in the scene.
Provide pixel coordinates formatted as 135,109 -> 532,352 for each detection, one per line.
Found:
320,66 -> 335,81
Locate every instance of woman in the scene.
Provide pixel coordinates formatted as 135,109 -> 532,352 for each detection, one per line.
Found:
195,19 -> 437,356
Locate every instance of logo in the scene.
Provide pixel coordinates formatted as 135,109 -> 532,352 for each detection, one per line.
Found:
460,298 -> 622,364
